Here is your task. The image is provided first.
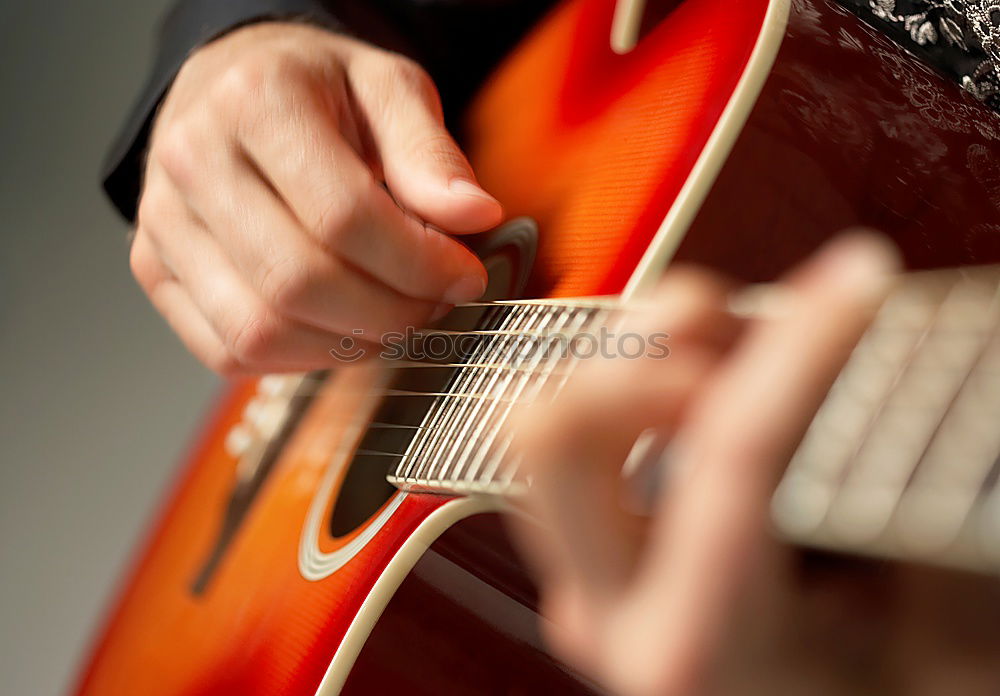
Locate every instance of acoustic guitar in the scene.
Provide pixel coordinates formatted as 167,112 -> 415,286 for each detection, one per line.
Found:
76,0 -> 1000,693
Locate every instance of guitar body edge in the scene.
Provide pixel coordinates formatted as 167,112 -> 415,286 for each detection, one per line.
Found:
314,495 -> 500,696
73,0 -> 1000,694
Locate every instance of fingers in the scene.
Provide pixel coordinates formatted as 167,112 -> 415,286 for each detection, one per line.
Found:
130,233 -> 243,375
216,68 -> 488,305
347,51 -> 504,233
139,28 -> 500,374
512,270 -> 739,605
516,352 -> 714,602
609,233 -> 899,695
508,235 -> 898,696
159,137 -> 448,336
135,169 -> 375,372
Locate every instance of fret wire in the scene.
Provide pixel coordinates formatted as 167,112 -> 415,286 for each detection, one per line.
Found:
467,307 -> 600,486
415,328 -> 593,338
439,305 -> 552,481
411,306 -> 529,484
424,305 -> 544,486
903,287 -> 1000,484
387,267 -> 1000,509
475,308 -> 611,487
288,362 -> 574,399
382,389 -> 521,401
396,305 -> 505,481
887,280 -> 1000,545
392,309 -> 505,479
974,454 -> 1000,566
896,371 -> 1000,555
775,271 -> 1000,560
824,276 -> 967,540
463,305 -> 581,485
776,272 -> 972,537
972,445 -> 1000,558
402,305 -> 518,483
392,266 -> 1000,496
839,282 -> 953,476
457,298 -> 623,310
416,308 -> 536,481
440,305 -> 556,486
378,360 -> 573,373
497,456 -> 522,489
549,308 -> 621,395
475,435 -> 514,488
463,307 -> 592,486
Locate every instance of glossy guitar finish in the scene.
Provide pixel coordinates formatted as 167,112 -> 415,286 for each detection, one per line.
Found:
76,1 -> 1000,694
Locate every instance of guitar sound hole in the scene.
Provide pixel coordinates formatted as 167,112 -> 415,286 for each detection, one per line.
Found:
328,305 -> 496,538
329,222 -> 535,537
329,382 -> 436,538
328,455 -> 400,538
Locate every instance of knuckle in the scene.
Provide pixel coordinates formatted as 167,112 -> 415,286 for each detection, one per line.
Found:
135,185 -> 172,235
313,201 -> 351,246
227,310 -> 281,365
260,255 -> 312,314
204,349 -> 245,377
312,180 -> 372,246
215,52 -> 307,106
411,132 -> 466,172
214,58 -> 269,102
386,55 -> 431,89
128,236 -> 157,290
265,51 -> 309,83
153,121 -> 199,184
390,56 -> 441,113
361,51 -> 439,111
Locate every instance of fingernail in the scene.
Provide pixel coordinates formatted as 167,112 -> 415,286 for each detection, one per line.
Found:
449,178 -> 500,206
444,274 -> 486,305
431,303 -> 453,322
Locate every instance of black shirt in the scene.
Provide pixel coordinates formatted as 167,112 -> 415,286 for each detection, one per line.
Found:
103,0 -> 1000,221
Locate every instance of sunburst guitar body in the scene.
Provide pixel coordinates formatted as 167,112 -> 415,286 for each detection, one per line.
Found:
76,0 -> 1000,694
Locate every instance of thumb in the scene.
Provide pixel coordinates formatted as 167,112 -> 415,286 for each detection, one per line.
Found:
351,56 -> 504,233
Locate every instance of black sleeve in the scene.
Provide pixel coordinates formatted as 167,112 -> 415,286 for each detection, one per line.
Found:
102,0 -> 342,221
102,0 -> 551,222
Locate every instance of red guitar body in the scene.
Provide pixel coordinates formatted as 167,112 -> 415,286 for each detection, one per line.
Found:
75,0 -> 1000,694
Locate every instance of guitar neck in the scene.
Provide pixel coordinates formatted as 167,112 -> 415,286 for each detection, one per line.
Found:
773,264 -> 1000,574
387,265 -> 1000,575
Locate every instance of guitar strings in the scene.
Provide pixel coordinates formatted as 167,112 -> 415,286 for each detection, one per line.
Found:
287,270 -> 1000,478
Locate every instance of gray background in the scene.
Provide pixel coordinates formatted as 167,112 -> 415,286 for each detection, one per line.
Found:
0,3 -> 218,693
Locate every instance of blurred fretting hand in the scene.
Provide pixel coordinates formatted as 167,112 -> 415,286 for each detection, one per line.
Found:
509,234 -> 900,696
130,22 -> 501,374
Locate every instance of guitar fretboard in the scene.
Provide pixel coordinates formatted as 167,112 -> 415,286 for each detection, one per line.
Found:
773,265 -> 1000,573
379,266 -> 1000,574
386,301 -> 613,494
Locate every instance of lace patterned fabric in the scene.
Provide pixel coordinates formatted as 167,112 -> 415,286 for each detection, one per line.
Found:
841,1 -> 1000,109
